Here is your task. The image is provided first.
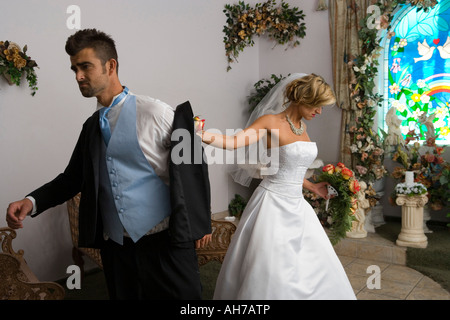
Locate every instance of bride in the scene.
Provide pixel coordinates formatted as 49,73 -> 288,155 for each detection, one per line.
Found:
199,73 -> 356,300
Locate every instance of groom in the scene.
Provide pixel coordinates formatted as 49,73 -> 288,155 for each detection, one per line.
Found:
5,29 -> 211,299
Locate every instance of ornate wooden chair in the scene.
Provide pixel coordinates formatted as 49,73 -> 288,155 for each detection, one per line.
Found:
66,194 -> 236,274
0,227 -> 65,300
196,219 -> 236,266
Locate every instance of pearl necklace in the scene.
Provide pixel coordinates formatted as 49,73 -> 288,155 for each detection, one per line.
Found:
286,114 -> 305,136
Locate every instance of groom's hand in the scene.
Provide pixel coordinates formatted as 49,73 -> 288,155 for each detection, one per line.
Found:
195,234 -> 212,249
6,198 -> 33,229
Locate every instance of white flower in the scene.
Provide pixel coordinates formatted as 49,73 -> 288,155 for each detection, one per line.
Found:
392,99 -> 407,112
412,109 -> 424,119
353,64 -> 366,73
434,118 -> 445,128
350,144 -> 359,153
420,94 -> 430,104
417,79 -> 426,88
327,216 -> 333,225
401,126 -> 410,135
389,83 -> 400,94
397,102 -> 407,112
435,106 -> 449,118
395,182 -> 427,195
399,38 -> 408,47
362,142 -> 374,152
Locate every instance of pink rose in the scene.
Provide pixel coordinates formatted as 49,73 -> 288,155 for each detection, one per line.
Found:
356,165 -> 368,176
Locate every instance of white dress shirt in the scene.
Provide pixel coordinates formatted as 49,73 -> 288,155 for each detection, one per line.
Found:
99,89 -> 174,186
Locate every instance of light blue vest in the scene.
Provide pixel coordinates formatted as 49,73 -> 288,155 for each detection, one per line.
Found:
98,94 -> 171,245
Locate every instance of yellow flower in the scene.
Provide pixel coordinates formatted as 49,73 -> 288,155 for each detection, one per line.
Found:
411,93 -> 421,102
238,30 -> 246,39
440,127 -> 450,136
14,57 -> 27,69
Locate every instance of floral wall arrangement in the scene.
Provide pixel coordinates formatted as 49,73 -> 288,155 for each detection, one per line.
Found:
223,0 -> 306,71
346,1 -> 440,184
0,41 -> 38,96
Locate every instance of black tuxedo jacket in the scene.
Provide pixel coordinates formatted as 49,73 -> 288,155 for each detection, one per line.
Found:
169,101 -> 212,243
29,101 -> 211,248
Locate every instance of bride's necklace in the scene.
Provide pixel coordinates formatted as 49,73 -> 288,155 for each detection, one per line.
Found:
286,114 -> 305,136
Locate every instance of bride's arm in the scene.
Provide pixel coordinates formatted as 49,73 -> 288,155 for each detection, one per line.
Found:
303,179 -> 330,199
200,115 -> 270,150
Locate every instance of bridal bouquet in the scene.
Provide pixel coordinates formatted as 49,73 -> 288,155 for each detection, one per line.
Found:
305,162 -> 359,245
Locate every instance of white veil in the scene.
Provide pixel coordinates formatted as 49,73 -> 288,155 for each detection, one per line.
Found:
228,73 -> 308,187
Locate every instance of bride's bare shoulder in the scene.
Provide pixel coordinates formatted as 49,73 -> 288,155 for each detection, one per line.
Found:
255,113 -> 283,124
248,113 -> 284,131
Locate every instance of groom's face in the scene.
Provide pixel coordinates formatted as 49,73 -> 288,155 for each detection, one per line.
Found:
70,47 -> 109,98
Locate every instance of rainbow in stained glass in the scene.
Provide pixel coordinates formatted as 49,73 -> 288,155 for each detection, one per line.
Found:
384,1 -> 450,144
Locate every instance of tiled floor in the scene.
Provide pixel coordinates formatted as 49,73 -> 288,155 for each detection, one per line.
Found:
334,232 -> 450,300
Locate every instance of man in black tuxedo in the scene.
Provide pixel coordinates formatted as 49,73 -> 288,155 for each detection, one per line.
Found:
6,29 -> 211,299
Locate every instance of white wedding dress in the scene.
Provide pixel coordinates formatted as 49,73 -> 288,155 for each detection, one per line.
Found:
214,141 -> 356,300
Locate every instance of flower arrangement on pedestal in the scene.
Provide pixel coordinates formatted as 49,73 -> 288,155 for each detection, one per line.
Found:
304,162 -> 362,245
223,0 -> 306,71
395,181 -> 428,196
388,133 -> 449,211
0,41 -> 38,96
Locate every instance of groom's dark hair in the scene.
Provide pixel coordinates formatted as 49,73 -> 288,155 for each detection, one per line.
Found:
65,28 -> 119,74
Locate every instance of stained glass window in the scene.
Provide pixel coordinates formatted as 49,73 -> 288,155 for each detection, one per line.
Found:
381,1 -> 450,145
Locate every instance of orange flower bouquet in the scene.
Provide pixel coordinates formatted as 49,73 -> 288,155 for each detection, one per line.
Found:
313,162 -> 359,244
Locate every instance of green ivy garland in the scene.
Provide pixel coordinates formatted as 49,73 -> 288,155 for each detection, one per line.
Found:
223,0 -> 306,71
247,73 -> 288,112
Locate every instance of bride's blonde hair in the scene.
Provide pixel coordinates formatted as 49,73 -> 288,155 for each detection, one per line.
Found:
284,73 -> 336,108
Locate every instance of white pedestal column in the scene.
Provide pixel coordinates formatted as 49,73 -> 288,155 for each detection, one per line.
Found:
395,194 -> 428,248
